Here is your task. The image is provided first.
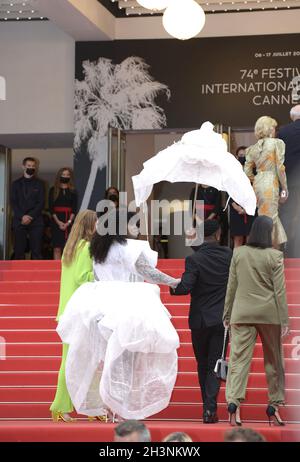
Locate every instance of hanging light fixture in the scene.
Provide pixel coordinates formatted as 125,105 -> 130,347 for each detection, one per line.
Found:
163,0 -> 206,40
136,0 -> 170,11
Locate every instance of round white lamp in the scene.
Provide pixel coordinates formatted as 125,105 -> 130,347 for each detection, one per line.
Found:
136,0 -> 170,11
163,0 -> 206,40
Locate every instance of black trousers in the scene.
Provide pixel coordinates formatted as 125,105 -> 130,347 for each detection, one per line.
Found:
280,186 -> 300,257
13,221 -> 44,260
191,323 -> 225,413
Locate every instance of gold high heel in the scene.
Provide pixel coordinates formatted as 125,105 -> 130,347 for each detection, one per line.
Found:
51,411 -> 77,423
88,415 -> 108,423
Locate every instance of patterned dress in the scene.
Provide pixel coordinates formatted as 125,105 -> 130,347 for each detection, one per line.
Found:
244,138 -> 288,245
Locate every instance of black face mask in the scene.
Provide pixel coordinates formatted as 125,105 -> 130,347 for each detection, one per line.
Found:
25,168 -> 35,176
239,156 -> 246,166
108,194 -> 118,203
60,177 -> 70,184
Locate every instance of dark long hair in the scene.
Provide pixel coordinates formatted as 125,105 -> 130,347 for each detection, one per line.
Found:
247,216 -> 273,249
105,186 -> 119,207
90,211 -> 126,264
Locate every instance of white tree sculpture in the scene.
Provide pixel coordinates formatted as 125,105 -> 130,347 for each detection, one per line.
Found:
74,56 -> 171,210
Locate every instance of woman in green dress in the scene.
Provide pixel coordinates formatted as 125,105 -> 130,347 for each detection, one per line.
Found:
50,209 -> 97,422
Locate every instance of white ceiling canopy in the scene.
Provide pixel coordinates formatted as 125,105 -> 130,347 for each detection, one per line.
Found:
113,0 -> 300,15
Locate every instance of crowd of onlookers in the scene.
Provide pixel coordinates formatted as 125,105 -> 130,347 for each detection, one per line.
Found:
113,419 -> 267,443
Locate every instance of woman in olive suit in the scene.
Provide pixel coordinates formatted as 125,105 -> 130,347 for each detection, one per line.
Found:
223,216 -> 289,426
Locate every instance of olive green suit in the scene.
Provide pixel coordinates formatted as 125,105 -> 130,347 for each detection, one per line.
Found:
223,245 -> 289,407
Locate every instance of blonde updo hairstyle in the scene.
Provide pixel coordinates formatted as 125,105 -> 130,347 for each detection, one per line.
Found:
254,116 -> 277,140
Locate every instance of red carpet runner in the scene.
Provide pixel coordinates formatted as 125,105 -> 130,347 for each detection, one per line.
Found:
0,259 -> 300,442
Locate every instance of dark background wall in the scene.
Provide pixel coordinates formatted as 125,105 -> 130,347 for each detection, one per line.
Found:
75,34 -> 300,209
76,34 -> 300,128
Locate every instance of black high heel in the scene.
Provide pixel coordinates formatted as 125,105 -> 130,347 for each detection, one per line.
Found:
228,403 -> 242,426
266,405 -> 285,426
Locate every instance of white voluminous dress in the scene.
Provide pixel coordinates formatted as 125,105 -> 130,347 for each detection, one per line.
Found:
56,239 -> 180,420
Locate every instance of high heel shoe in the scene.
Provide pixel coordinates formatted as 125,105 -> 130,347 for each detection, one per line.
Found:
266,405 -> 285,426
228,403 -> 242,426
88,415 -> 108,423
103,408 -> 124,424
51,411 -> 77,423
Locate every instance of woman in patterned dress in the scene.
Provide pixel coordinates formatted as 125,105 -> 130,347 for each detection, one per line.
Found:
244,116 -> 288,247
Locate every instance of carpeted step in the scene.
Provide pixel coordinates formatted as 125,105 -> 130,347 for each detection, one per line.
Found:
2,315 -> 300,331
1,357 -> 300,373
0,330 -> 60,343
1,275 -> 300,290
0,293 -> 59,304
3,343 -> 62,356
172,316 -> 300,330
2,370 -> 299,389
2,303 -> 300,318
1,328 -> 300,344
2,341 -> 298,359
284,259 -> 300,268
0,317 -> 57,330
0,282 -> 60,293
0,305 -> 59,317
2,421 -> 298,443
1,258 -> 300,429
0,402 -> 299,422
1,387 -> 300,406
0,270 -> 60,282
2,303 -> 300,319
0,261 -> 60,270
2,291 -> 300,305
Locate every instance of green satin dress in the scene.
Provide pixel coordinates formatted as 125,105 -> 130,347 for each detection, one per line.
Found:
50,239 -> 94,414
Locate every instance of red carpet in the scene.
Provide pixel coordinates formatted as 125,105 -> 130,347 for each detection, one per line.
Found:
0,258 -> 300,442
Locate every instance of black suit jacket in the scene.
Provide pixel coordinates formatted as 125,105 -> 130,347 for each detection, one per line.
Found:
171,242 -> 232,329
11,177 -> 45,226
278,119 -> 300,187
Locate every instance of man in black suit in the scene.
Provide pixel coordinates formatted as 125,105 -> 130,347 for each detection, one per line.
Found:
170,220 -> 232,423
278,105 -> 300,257
11,157 -> 45,259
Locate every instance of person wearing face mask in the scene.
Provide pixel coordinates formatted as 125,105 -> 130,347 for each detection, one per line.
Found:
11,157 -> 45,259
105,186 -> 119,207
49,168 -> 77,260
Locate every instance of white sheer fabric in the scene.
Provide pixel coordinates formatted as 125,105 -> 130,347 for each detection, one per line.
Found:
57,239 -> 180,419
132,121 -> 257,216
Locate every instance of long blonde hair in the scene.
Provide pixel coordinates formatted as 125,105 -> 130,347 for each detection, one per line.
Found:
63,210 -> 97,266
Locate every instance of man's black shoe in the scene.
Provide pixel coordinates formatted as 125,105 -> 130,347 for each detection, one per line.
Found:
203,410 -> 219,424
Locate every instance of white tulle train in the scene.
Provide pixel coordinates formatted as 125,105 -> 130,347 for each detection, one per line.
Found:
57,281 -> 179,420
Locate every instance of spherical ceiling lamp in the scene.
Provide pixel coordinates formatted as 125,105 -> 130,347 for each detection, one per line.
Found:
136,0 -> 170,11
163,0 -> 206,40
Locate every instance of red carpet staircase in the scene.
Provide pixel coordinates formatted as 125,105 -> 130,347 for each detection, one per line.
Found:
0,259 -> 300,442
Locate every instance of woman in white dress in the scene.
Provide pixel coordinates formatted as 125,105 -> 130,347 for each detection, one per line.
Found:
57,212 -> 180,421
